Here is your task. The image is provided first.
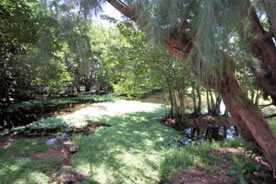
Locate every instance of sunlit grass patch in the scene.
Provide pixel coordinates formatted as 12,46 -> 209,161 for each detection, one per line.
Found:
70,101 -> 180,184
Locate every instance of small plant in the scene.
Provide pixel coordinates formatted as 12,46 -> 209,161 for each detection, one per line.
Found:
227,155 -> 261,184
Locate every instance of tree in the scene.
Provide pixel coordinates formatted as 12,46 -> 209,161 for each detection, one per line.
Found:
88,0 -> 276,171
0,0 -> 39,103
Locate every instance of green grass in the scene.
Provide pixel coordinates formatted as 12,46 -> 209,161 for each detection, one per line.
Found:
268,118 -> 276,133
70,102 -> 181,184
0,139 -> 48,158
0,139 -> 61,184
159,138 -> 245,183
0,99 -> 250,183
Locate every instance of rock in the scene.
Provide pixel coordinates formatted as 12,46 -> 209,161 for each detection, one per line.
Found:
46,138 -> 57,145
61,133 -> 69,140
58,171 -> 85,183
68,145 -> 79,153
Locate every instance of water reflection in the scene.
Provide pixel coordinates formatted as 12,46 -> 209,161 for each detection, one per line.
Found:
174,126 -> 239,148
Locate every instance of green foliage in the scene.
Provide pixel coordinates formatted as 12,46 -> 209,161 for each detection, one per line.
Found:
227,155 -> 261,184
268,118 -> 276,133
0,0 -> 39,102
97,22 -> 166,98
222,138 -> 246,148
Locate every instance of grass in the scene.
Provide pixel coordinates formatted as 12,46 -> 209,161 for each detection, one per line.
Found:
0,139 -> 61,184
268,118 -> 276,133
69,101 -> 181,184
159,138 -> 245,183
0,98 -> 251,184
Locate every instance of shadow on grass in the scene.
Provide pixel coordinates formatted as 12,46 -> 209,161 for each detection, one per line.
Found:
71,106 -> 181,184
0,139 -> 61,184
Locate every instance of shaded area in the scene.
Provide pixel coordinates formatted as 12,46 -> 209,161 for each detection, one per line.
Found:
165,147 -> 276,184
166,148 -> 242,184
0,95 -> 115,132
0,139 -> 61,184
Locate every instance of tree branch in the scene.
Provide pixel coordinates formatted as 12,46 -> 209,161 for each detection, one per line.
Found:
259,103 -> 273,108
107,0 -> 137,22
265,114 -> 276,119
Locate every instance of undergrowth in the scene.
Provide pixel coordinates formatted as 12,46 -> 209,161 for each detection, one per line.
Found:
159,138 -> 245,182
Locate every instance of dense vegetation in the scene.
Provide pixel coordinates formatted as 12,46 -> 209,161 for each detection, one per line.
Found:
1,0 -> 276,183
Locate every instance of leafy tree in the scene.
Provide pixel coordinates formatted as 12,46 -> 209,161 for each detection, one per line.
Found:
72,0 -> 276,170
0,0 -> 39,103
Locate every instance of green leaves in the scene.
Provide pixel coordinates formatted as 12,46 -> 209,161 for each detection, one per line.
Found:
226,155 -> 261,184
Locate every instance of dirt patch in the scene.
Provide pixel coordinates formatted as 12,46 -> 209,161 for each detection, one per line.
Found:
169,167 -> 237,184
0,134 -> 87,183
33,140 -> 73,167
32,140 -> 88,183
167,148 -> 276,184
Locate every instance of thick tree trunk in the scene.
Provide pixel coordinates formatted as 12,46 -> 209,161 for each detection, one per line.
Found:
238,1 -> 276,106
218,71 -> 276,171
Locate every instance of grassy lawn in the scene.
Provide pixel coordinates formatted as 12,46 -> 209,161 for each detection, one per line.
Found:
0,99 -> 257,184
67,101 -> 181,183
0,139 -> 61,184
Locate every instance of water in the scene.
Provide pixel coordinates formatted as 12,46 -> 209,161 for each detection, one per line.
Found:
173,126 -> 238,148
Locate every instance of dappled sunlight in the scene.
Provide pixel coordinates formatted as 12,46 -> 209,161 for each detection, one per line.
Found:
31,100 -> 168,130
11,100 -> 180,183
60,100 -> 181,183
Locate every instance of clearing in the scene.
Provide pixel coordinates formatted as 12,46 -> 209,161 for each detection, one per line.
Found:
0,99 -> 273,184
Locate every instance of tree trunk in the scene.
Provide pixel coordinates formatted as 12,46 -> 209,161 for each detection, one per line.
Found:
166,78 -> 174,118
196,85 -> 201,114
237,1 -> 276,106
206,90 -> 211,113
192,84 -> 197,114
219,71 -> 276,171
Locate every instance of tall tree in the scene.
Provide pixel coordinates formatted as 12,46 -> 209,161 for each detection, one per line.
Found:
101,0 -> 276,171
